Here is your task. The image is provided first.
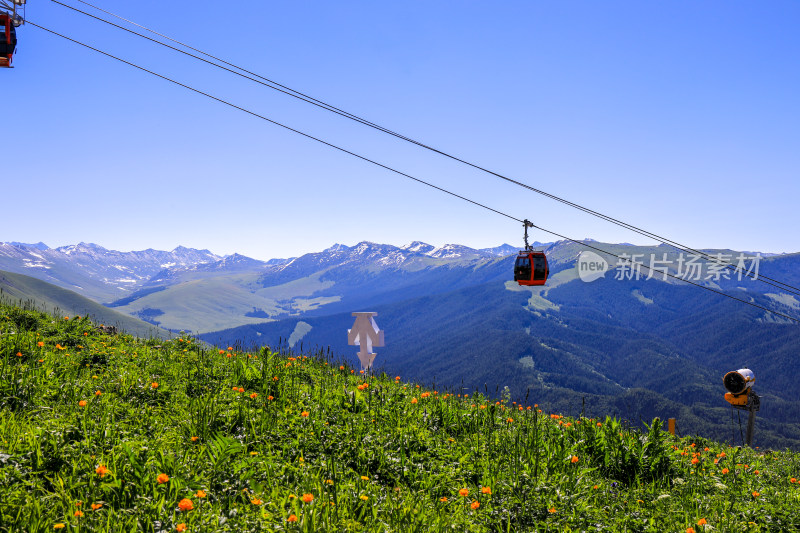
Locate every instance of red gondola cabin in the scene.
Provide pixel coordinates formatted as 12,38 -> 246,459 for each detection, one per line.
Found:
514,250 -> 548,286
0,13 -> 16,68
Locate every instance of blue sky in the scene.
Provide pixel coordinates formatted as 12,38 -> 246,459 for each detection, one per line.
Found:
4,1 -> 799,260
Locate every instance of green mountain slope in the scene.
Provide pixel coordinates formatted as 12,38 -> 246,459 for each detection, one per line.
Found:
0,270 -> 170,338
202,269 -> 800,450
3,300 -> 800,531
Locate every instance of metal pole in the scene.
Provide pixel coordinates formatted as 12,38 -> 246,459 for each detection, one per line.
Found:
745,409 -> 756,447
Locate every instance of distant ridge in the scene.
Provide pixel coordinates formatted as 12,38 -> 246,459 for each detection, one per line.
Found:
8,241 -> 49,250
0,269 -> 171,338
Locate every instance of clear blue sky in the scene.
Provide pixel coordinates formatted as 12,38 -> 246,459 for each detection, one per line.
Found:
4,1 -> 799,260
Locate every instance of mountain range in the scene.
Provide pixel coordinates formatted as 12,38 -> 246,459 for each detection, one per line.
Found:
2,239 -> 800,449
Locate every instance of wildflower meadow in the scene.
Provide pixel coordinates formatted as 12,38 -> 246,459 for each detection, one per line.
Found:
0,302 -> 799,532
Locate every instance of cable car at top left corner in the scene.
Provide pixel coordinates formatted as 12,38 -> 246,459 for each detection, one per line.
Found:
1,0 -> 25,68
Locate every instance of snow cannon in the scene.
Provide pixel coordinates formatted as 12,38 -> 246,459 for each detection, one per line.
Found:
723,368 -> 755,406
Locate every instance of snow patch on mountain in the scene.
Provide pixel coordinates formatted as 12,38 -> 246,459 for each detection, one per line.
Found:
402,241 -> 436,255
428,244 -> 479,259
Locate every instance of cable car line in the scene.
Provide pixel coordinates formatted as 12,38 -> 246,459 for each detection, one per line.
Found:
54,0 -> 395,136
50,0 -> 800,299
528,223 -> 800,325
26,20 -> 518,226
26,21 -> 800,325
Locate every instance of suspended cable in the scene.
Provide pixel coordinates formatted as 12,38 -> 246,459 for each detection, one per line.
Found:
58,0 -> 393,134
28,21 -> 800,325
52,0 -> 800,298
530,223 -> 800,323
26,21 -> 516,225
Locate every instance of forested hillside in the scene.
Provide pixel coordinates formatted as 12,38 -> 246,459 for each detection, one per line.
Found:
203,262 -> 800,450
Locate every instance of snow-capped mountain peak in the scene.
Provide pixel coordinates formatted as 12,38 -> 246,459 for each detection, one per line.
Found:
402,241 -> 436,255
428,244 -> 480,259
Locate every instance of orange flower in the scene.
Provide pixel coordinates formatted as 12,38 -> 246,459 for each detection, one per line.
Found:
571,456 -> 579,464
157,473 -> 170,484
178,498 -> 194,511
195,490 -> 206,498
301,493 -> 314,503
78,400 -> 87,407
54,525 -> 65,530
268,395 -> 274,401
752,491 -> 760,498
791,477 -> 797,483
691,458 -> 699,465
697,518 -> 707,526
37,341 -> 44,347
238,387 -> 245,393
721,468 -> 729,474
481,486 -> 492,495
458,488 -> 469,497
91,503 -> 102,510
686,528 -> 695,533
301,411 -> 309,417
470,501 -> 480,510
411,398 -> 418,404
191,436 -> 199,442
151,382 -> 159,389
251,498 -> 263,505
95,391 -> 102,396
176,524 -> 187,532
287,514 -> 298,522
548,507 -> 556,513
95,464 -> 109,477
249,392 -> 258,399
74,510 -> 84,517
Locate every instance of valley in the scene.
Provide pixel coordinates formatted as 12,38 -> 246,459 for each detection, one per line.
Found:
2,239 -> 799,449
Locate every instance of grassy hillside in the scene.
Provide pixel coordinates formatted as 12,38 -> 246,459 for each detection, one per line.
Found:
0,270 -> 170,339
202,276 -> 800,451
2,302 -> 799,532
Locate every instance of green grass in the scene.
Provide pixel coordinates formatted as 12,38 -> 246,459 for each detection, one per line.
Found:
0,270 -> 169,339
1,302 -> 799,532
